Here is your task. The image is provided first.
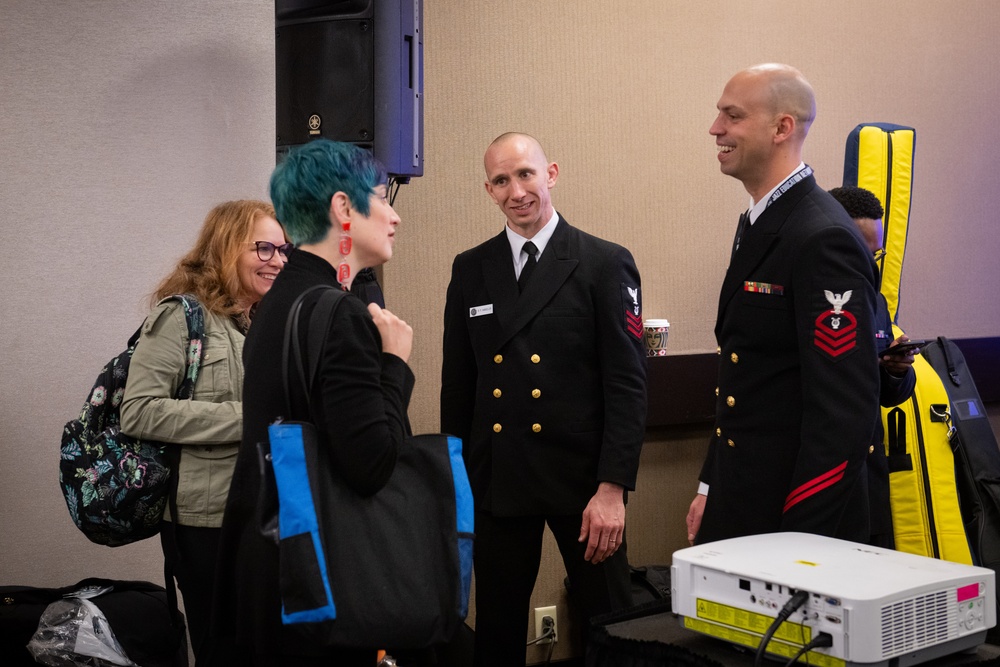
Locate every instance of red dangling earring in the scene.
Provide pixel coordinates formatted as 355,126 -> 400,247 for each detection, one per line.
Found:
337,221 -> 352,290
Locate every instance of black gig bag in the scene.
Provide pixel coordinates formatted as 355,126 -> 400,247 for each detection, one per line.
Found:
922,336 -> 1000,640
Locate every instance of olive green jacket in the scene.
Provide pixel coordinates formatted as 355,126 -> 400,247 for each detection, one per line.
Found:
121,299 -> 244,527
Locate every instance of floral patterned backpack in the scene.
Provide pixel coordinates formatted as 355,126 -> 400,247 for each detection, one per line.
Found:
59,295 -> 204,547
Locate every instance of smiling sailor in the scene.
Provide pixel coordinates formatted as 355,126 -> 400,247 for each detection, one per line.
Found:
441,132 -> 648,666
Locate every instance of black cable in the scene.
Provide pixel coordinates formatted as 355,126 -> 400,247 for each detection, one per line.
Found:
783,632 -> 833,666
526,616 -> 557,665
542,634 -> 555,665
387,177 -> 404,206
754,589 -> 811,667
525,624 -> 555,646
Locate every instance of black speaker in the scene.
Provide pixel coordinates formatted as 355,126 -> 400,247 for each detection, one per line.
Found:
275,0 -> 423,179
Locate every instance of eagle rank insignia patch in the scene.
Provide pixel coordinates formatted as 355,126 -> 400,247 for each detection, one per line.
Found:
814,289 -> 857,358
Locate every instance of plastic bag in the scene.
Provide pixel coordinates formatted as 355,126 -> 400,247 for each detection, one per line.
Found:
27,585 -> 137,667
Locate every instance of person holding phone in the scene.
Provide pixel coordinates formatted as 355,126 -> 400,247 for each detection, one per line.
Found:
829,185 -> 917,548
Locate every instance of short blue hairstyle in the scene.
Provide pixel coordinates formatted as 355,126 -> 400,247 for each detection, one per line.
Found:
269,139 -> 388,245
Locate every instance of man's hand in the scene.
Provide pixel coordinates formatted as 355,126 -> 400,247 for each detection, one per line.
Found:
686,494 -> 707,545
579,482 -> 625,564
881,334 -> 917,377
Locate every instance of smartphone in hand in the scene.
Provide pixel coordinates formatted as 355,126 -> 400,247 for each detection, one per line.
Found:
883,339 -> 930,356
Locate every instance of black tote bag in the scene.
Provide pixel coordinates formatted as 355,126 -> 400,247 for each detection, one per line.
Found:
257,286 -> 474,649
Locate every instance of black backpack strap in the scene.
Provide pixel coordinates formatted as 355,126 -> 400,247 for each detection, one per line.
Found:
161,294 -> 206,399
936,336 -> 962,387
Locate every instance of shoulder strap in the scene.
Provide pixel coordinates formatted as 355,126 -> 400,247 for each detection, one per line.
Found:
149,294 -> 206,400
281,286 -> 348,416
305,289 -> 344,389
935,336 -> 962,388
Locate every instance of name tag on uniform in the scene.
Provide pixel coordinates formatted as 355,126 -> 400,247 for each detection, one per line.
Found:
469,304 -> 493,318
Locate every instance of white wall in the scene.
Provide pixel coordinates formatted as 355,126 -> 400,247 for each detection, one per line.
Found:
1,0 -> 274,584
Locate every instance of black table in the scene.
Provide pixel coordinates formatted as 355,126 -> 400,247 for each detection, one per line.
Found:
591,604 -> 1000,666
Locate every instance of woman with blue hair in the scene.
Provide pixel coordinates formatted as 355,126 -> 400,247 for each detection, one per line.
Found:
210,139 -> 412,666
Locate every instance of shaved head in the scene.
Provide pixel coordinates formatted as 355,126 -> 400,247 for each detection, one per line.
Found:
485,132 -> 548,170
742,63 -> 816,137
711,63 -> 817,198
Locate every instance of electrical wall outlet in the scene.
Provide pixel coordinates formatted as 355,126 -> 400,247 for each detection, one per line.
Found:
533,605 -> 557,644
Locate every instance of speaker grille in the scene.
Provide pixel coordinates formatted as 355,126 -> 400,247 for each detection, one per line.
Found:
880,590 -> 955,657
275,19 -> 374,146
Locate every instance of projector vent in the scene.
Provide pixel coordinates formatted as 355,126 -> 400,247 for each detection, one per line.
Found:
880,590 -> 955,657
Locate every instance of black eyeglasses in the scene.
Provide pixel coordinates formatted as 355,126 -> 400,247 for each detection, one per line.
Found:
249,241 -> 294,262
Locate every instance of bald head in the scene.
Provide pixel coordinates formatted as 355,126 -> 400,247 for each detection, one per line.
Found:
742,63 -> 816,138
711,63 -> 818,199
485,132 -> 548,170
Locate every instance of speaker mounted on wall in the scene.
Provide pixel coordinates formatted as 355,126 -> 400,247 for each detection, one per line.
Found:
275,0 -> 423,180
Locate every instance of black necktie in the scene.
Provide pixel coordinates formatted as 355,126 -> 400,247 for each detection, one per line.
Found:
518,241 -> 538,292
731,211 -> 750,260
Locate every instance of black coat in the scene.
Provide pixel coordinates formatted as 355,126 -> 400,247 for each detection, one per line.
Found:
210,250 -> 414,663
440,216 -> 647,516
698,174 -> 881,544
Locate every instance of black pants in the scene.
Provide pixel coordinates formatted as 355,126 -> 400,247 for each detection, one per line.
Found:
471,511 -> 632,667
160,522 -> 221,665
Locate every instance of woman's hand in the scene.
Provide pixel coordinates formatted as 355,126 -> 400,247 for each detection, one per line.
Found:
368,303 -> 413,362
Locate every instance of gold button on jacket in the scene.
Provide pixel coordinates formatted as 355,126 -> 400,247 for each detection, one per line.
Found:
493,388 -> 502,398
531,389 -> 541,398
493,354 -> 503,364
730,352 -> 739,363
530,354 -> 540,364
493,423 -> 502,433
532,423 -> 542,433
726,396 -> 735,407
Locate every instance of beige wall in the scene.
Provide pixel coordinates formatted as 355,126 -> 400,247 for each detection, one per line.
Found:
3,1 -> 1000,663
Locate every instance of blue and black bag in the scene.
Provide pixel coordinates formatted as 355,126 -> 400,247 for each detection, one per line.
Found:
256,285 -> 474,649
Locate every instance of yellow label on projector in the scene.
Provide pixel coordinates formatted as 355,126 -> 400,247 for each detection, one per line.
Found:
683,616 -> 845,667
695,597 -> 810,642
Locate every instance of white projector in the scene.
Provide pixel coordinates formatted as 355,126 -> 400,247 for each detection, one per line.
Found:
671,533 -> 995,667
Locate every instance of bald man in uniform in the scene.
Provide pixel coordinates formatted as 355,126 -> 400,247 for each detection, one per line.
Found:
687,65 -> 880,545
441,133 -> 647,665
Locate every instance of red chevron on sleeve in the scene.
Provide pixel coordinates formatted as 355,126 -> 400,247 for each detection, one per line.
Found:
625,311 -> 642,338
814,310 -> 858,358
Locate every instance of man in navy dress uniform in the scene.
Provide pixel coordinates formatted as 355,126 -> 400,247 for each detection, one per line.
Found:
441,132 -> 647,666
686,64 -> 881,545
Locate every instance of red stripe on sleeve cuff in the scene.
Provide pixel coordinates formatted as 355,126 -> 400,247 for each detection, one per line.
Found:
783,461 -> 848,513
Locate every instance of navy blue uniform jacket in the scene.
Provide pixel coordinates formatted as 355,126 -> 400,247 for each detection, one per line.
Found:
698,175 -> 881,543
440,216 -> 647,516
